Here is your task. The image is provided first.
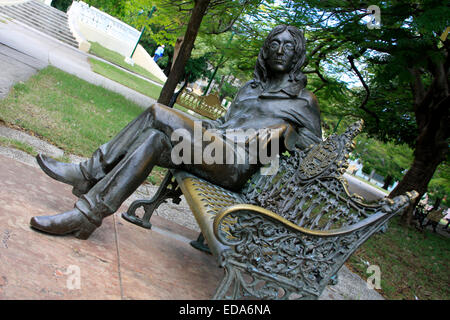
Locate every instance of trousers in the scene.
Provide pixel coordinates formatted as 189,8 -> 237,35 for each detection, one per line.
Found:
74,103 -> 258,227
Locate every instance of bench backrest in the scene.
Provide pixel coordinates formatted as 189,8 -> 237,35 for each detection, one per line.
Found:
176,90 -> 227,120
211,120 -> 416,299
240,121 -> 397,231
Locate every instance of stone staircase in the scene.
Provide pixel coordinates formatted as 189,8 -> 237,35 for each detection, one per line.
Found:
0,0 -> 79,48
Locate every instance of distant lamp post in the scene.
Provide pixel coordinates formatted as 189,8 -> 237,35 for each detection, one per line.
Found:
125,6 -> 157,66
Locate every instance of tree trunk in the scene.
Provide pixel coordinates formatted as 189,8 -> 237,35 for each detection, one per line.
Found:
163,51 -> 173,77
389,98 -> 449,225
171,36 -> 184,70
389,51 -> 449,225
157,0 -> 210,105
167,73 -> 190,108
382,175 -> 393,190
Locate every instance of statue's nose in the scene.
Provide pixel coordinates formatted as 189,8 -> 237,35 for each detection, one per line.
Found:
277,44 -> 284,54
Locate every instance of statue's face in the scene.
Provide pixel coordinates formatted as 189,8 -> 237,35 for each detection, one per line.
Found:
266,30 -> 297,74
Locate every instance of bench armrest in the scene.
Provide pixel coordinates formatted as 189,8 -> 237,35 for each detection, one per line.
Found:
213,191 -> 418,245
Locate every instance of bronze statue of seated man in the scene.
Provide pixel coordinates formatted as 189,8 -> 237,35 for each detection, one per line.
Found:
30,25 -> 322,240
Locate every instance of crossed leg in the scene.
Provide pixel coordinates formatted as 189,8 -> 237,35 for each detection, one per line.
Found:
31,104 -> 195,238
30,103 -> 257,239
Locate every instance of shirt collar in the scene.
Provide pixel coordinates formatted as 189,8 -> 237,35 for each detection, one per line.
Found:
257,78 -> 304,98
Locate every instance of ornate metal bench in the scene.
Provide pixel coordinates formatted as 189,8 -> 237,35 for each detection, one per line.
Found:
175,90 -> 227,120
122,121 -> 417,299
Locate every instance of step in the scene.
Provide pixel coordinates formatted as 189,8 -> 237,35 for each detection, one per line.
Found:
25,1 -> 70,24
0,0 -> 78,42
1,5 -> 72,35
0,7 -> 78,47
3,2 -> 72,32
28,0 -> 71,19
8,6 -> 74,39
0,4 -> 78,47
22,1 -> 70,23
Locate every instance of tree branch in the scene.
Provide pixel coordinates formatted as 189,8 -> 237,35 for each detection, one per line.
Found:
313,83 -> 326,93
348,55 -> 380,127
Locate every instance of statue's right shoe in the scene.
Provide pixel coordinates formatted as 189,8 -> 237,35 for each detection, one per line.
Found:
36,154 -> 93,197
30,208 -> 97,240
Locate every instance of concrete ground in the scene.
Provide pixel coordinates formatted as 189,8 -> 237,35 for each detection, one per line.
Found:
0,123 -> 385,300
0,15 -> 385,300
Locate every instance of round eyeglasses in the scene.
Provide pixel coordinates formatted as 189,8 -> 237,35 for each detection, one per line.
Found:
269,41 -> 295,52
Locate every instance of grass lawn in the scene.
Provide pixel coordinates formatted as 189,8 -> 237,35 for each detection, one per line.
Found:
0,66 -> 448,300
0,66 -> 166,183
347,216 -> 449,300
0,136 -> 36,155
88,42 -> 165,85
89,58 -> 163,101
89,58 -> 199,117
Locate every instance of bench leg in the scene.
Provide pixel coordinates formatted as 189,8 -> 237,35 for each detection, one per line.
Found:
212,264 -> 238,300
121,171 -> 182,229
190,233 -> 211,254
212,263 -> 295,300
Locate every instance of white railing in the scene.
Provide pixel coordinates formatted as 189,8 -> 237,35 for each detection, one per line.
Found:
68,1 -> 140,56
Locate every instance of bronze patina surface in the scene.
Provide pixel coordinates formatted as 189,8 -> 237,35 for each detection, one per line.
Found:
31,25 -> 322,239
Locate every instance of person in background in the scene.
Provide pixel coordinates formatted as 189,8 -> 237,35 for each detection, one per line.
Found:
153,45 -> 165,62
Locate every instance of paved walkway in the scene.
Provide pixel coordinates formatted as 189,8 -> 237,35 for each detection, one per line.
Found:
0,149 -> 384,300
0,15 -> 158,108
0,15 -> 385,300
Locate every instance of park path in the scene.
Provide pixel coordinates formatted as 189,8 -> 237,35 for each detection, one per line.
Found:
0,14 -> 385,300
0,15 -> 159,108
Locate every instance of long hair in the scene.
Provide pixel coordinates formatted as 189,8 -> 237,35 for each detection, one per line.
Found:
253,25 -> 307,87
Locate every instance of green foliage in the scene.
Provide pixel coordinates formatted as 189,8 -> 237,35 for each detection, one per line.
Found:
428,162 -> 450,207
50,0 -> 73,12
351,67 -> 418,146
139,36 -> 160,59
219,81 -> 239,100
155,49 -> 211,84
352,134 -> 413,186
82,0 -> 127,18
184,54 -> 211,83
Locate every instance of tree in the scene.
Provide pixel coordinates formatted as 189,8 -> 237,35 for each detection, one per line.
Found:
157,0 -> 211,105
254,0 -> 449,225
83,0 -> 264,103
219,81 -> 239,101
155,0 -> 265,104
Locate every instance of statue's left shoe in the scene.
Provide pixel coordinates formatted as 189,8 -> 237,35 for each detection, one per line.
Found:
36,154 -> 94,197
30,208 -> 97,240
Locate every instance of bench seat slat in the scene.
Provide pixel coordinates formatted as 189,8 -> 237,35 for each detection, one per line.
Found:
173,170 -> 245,264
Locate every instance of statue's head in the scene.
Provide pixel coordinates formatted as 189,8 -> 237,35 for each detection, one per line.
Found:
254,25 -> 307,85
